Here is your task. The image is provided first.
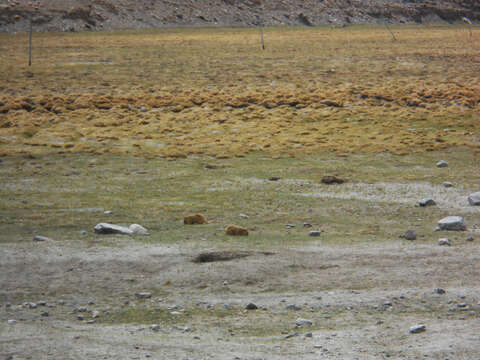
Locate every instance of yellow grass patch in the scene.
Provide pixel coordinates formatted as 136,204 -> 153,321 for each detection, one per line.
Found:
0,26 -> 479,158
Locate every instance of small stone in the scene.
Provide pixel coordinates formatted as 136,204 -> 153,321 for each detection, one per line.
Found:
309,230 -> 321,237
434,288 -> 446,295
129,224 -> 149,235
80,230 -> 87,235
86,320 -> 96,324
284,332 -> 298,339
33,235 -> 50,242
37,301 -> 46,306
443,182 -> 453,188
314,344 -> 323,348
286,224 -> 295,229
7,319 -> 17,324
286,304 -> 302,311
77,315 -> 84,321
419,199 -> 436,207
92,311 -> 100,319
383,301 -> 392,307
76,307 -> 88,313
135,292 -> 152,299
457,303 -> 468,308
409,324 -> 426,334
467,192 -> 480,206
170,311 -> 181,315
139,106 -> 147,113
404,230 -> 417,240
239,213 -> 249,219
296,318 -> 313,326
94,223 -> 133,235
150,324 -> 161,332
321,175 -> 344,185
245,303 -> 258,310
304,332 -> 313,338
436,160 -> 448,168
41,311 -> 49,317
27,302 -> 37,309
104,210 -> 113,215
303,223 -> 312,228
438,238 -> 451,246
437,216 -> 466,231
466,236 -> 474,242
88,300 -> 95,305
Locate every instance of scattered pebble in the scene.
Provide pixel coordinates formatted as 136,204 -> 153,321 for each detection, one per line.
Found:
303,223 -> 312,228
104,210 -> 113,215
150,324 -> 161,332
443,182 -> 453,188
245,303 -> 258,310
77,315 -> 84,321
92,311 -> 100,319
286,224 -> 296,229
37,300 -> 46,306
284,332 -> 298,339
466,236 -> 474,242
239,213 -> 249,219
7,319 -> 17,324
33,235 -> 51,242
404,229 -> 417,240
304,332 -> 313,338
309,230 -> 321,237
419,198 -> 436,207
467,192 -> 480,206
296,318 -> 313,326
436,160 -> 448,168
409,324 -> 426,334
80,230 -> 87,235
41,311 -> 49,317
76,307 -> 88,313
135,292 -> 152,299
434,288 -> 446,295
438,238 -> 451,246
286,304 -> 302,311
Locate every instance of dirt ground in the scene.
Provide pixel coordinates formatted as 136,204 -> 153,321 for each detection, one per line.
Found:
1,224 -> 479,359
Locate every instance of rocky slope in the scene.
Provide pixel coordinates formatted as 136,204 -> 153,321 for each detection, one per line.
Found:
0,0 -> 479,33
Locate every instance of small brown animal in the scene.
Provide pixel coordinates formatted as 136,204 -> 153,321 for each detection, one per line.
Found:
225,225 -> 249,236
184,213 -> 210,225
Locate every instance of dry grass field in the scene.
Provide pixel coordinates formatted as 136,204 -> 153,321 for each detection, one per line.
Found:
1,25 -> 479,158
1,26 -> 480,359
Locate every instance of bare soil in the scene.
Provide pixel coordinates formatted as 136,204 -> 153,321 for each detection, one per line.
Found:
1,216 -> 480,359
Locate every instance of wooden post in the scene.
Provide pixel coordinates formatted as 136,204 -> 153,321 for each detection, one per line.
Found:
28,18 -> 32,66
384,21 -> 396,41
260,23 -> 265,50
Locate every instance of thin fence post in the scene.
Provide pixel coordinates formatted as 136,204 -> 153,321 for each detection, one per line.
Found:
260,23 -> 265,50
384,21 -> 396,41
28,18 -> 33,66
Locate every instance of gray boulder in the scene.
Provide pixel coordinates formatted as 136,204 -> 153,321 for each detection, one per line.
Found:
437,216 -> 466,231
419,199 -> 436,207
467,192 -> 480,206
94,223 -> 133,235
404,230 -> 417,240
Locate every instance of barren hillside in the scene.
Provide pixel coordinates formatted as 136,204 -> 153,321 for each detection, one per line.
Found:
1,0 -> 479,33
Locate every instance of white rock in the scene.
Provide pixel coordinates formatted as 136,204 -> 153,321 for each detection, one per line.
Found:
436,160 -> 448,168
296,318 -> 313,326
409,324 -> 426,334
437,216 -> 466,231
33,235 -> 51,242
467,192 -> 480,206
94,223 -> 133,235
7,319 -> 17,324
129,224 -> 149,235
438,238 -> 451,246
92,311 -> 100,319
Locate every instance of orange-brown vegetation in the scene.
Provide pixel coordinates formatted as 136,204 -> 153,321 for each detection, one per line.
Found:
184,213 -> 210,225
225,225 -> 249,236
0,26 -> 479,159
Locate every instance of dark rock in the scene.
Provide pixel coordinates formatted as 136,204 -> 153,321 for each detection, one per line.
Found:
321,176 -> 344,185
419,199 -> 436,207
245,302 -> 258,310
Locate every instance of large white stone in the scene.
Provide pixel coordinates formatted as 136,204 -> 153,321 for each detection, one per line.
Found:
129,224 -> 149,235
467,192 -> 480,206
437,216 -> 466,231
94,223 -> 133,235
